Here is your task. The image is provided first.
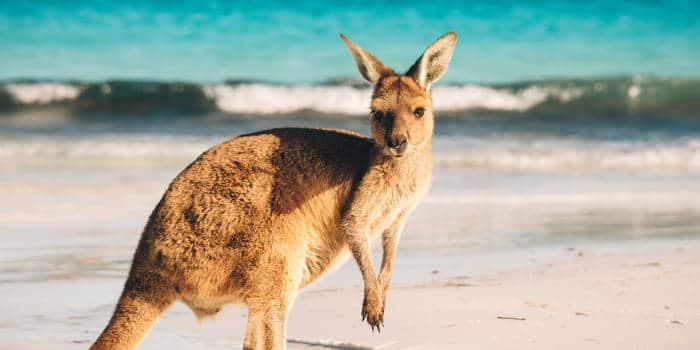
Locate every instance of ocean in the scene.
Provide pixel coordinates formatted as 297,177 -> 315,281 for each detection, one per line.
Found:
2,0 -> 700,82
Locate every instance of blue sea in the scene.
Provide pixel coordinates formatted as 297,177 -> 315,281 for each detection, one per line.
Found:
2,0 -> 700,118
1,0 -> 700,82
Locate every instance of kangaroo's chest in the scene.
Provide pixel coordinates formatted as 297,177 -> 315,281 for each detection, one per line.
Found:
366,170 -> 431,236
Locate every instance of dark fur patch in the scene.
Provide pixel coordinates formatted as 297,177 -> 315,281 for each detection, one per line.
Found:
227,233 -> 251,249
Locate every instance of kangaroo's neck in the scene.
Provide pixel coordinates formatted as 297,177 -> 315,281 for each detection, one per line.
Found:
370,138 -> 433,183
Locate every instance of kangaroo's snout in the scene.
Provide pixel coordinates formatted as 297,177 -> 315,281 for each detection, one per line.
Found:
387,134 -> 407,156
387,134 -> 407,148
384,113 -> 409,157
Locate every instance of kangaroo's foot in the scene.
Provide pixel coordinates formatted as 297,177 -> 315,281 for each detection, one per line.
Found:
362,286 -> 384,332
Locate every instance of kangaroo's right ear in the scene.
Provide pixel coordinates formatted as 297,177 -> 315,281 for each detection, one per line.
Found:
340,34 -> 394,85
406,32 -> 458,90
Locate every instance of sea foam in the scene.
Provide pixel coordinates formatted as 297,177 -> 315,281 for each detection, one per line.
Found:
4,83 -> 81,104
1,76 -> 698,116
202,84 -> 369,114
202,83 -> 583,114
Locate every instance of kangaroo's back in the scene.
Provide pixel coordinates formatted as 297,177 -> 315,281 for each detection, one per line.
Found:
166,127 -> 374,221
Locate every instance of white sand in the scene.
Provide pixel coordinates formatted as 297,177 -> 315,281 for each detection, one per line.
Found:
287,241 -> 700,350
4,239 -> 698,350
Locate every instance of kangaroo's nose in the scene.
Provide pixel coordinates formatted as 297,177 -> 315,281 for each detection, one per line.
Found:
387,135 -> 407,149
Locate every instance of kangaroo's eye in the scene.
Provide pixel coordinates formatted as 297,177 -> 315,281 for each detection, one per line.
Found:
414,107 -> 425,118
372,111 -> 384,121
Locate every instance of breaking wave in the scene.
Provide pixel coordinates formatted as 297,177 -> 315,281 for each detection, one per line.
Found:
1,75 -> 698,116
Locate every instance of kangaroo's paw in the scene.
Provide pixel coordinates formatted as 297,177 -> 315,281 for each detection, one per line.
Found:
361,288 -> 384,332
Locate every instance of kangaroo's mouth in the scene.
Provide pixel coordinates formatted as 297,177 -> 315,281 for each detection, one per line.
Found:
384,146 -> 407,158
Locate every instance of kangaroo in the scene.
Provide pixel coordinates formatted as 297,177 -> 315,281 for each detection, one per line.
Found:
90,32 -> 457,350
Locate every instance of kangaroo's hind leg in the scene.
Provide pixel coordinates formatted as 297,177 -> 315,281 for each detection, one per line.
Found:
242,257 -> 303,350
244,296 -> 296,350
90,272 -> 175,350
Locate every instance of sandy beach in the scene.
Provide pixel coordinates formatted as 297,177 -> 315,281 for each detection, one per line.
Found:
2,237 -> 698,350
287,241 -> 700,350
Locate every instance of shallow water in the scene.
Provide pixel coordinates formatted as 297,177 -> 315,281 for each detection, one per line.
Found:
2,118 -> 699,272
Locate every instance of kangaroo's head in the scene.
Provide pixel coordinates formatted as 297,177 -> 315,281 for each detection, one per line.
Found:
341,32 -> 457,158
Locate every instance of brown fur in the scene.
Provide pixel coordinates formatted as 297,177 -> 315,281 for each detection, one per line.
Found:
90,32 -> 457,350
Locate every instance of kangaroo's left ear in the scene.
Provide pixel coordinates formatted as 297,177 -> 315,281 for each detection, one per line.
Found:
340,33 -> 394,85
406,32 -> 458,90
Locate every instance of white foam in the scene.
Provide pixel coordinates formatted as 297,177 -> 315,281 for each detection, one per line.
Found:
627,84 -> 641,99
4,83 -> 81,104
202,84 -> 371,114
432,84 -> 583,112
2,81 -> 585,113
203,83 -> 584,114
434,138 -> 700,172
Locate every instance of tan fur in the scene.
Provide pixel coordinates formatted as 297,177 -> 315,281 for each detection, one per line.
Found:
90,32 -> 457,350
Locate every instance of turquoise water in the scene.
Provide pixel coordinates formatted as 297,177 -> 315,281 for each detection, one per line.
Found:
1,0 -> 699,83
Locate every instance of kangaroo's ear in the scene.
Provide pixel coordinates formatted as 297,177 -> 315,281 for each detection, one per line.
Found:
340,34 -> 394,85
406,32 -> 457,90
